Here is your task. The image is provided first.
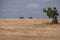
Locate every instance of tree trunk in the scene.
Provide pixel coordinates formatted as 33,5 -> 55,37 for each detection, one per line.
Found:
52,17 -> 58,24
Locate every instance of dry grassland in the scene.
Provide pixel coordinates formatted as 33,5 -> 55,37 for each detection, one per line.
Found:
0,18 -> 60,40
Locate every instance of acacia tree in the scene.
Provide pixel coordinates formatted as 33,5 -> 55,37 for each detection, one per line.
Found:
43,7 -> 59,24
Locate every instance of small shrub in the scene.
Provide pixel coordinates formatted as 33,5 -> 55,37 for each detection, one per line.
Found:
19,17 -> 24,19
28,17 -> 33,19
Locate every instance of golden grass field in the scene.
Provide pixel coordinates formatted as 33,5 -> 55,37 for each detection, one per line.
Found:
0,18 -> 60,40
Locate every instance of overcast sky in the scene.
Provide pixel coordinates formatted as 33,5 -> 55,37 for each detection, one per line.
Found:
0,0 -> 60,18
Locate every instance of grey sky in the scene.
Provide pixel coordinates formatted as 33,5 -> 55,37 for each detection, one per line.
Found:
0,0 -> 60,18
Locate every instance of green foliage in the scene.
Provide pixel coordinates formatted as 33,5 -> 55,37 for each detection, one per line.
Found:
43,7 -> 59,18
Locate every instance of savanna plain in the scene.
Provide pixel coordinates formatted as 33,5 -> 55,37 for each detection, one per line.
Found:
0,18 -> 60,40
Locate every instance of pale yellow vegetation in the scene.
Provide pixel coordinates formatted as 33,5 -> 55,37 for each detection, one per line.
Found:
0,18 -> 60,40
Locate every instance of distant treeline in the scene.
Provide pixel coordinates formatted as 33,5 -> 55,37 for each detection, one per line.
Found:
19,17 -> 35,19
